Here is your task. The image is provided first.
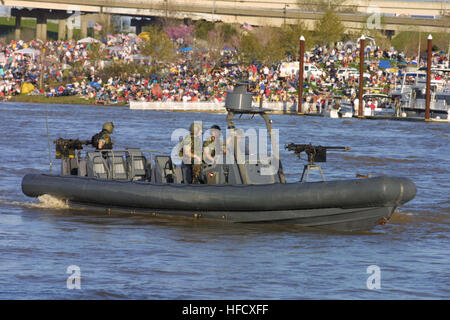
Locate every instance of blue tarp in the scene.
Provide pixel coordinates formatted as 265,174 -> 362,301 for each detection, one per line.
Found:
178,47 -> 197,52
88,82 -> 101,88
378,60 -> 391,69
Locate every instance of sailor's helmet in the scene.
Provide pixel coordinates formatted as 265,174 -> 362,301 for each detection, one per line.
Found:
102,122 -> 114,134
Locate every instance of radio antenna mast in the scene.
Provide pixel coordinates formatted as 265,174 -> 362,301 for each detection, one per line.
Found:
44,104 -> 53,174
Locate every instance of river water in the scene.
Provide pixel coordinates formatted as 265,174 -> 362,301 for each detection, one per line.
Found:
0,101 -> 448,299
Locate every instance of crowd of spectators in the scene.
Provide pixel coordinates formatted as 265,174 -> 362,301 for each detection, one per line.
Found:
0,33 -> 448,112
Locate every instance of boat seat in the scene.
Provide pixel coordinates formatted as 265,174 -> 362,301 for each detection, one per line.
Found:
126,148 -> 149,181
105,151 -> 128,180
172,165 -> 183,184
152,156 -> 174,183
86,152 -> 109,179
61,158 -> 79,176
77,159 -> 87,177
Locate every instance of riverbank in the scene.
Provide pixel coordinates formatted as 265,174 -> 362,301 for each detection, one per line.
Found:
4,95 -> 447,122
7,94 -> 127,107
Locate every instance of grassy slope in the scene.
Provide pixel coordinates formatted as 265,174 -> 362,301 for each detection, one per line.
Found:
10,94 -> 127,107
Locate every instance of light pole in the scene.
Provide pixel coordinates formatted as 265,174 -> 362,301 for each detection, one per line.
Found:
284,4 -> 289,25
358,35 -> 365,118
417,32 -> 421,65
298,35 -> 305,113
425,34 -> 432,121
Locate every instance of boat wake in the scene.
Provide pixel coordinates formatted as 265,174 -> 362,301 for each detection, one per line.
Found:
1,194 -> 69,210
35,194 -> 69,209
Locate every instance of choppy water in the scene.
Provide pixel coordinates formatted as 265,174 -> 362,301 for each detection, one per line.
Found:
0,102 -> 449,299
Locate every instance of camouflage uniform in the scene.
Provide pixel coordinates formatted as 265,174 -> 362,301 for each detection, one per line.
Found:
203,136 -> 224,164
98,130 -> 112,149
180,123 -> 203,184
93,122 -> 114,150
203,125 -> 223,164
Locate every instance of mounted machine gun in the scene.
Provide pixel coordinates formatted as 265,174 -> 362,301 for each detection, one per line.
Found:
285,143 -> 350,182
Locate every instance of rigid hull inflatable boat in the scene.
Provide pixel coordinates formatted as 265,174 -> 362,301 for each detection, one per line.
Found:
22,85 -> 416,232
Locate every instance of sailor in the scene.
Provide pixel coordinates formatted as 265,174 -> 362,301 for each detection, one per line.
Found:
180,122 -> 203,184
203,125 -> 225,164
92,122 -> 114,150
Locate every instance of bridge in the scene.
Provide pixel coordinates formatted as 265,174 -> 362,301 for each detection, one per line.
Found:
2,0 -> 449,41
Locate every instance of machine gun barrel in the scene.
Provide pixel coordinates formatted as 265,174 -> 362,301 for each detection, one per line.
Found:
285,143 -> 350,163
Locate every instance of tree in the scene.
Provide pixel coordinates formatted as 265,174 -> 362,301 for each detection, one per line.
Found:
194,20 -> 215,40
237,26 -> 286,66
87,43 -> 106,67
238,32 -> 262,64
314,8 -> 345,46
164,24 -> 195,44
255,26 -> 286,65
218,23 -> 238,44
140,26 -> 175,63
279,21 -> 313,58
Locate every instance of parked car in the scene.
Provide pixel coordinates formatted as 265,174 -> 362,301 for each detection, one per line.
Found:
279,62 -> 324,78
336,68 -> 370,80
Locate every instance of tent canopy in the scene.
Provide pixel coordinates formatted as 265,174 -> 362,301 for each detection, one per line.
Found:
15,48 -> 40,55
21,82 -> 35,94
77,37 -> 100,44
378,60 -> 391,69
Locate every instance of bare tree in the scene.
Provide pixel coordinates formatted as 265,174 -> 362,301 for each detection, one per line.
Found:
296,0 -> 356,13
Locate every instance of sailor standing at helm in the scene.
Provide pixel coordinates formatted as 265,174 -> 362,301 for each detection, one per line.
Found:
203,124 -> 225,164
180,122 -> 203,184
92,122 -> 114,150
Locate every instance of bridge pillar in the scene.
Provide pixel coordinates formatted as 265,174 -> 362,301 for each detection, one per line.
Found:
14,16 -> 21,40
67,17 -> 74,40
135,24 -> 142,35
58,19 -> 66,40
81,14 -> 88,38
131,18 -> 153,35
36,16 -> 47,42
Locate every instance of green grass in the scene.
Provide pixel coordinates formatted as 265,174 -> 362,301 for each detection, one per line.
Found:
10,94 -> 127,107
0,17 -> 58,32
0,17 -> 83,41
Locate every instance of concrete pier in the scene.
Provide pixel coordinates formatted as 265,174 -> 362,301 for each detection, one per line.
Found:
14,16 -> 21,40
58,19 -> 66,40
11,8 -> 73,41
80,14 -> 88,38
36,16 -> 47,41
131,18 -> 153,35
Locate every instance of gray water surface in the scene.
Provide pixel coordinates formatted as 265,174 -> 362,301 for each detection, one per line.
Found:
0,102 -> 448,299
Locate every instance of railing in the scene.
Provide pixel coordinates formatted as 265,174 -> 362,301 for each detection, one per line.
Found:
83,148 -> 167,180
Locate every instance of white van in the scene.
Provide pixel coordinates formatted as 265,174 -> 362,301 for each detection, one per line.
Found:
279,62 -> 324,78
336,68 -> 370,80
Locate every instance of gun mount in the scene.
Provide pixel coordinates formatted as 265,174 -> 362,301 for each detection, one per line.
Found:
285,143 -> 350,182
54,138 -> 91,159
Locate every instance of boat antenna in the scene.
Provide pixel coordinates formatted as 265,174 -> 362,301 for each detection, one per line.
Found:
40,46 -> 53,173
44,103 -> 53,174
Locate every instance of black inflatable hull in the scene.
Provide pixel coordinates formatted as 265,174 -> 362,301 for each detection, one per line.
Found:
21,174 -> 416,231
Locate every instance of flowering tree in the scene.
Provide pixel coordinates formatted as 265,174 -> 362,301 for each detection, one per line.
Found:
164,24 -> 195,44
